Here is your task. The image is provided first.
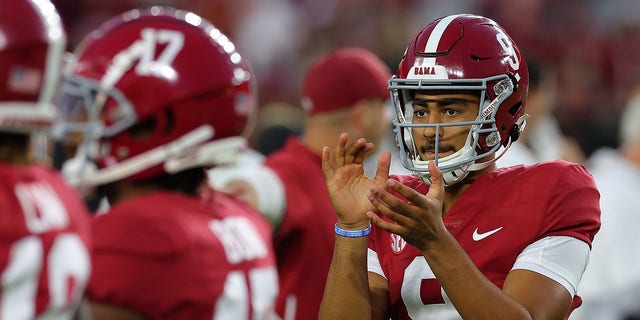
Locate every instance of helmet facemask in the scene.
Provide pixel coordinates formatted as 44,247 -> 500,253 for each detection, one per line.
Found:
52,75 -> 137,189
54,76 -> 248,188
390,74 -> 522,186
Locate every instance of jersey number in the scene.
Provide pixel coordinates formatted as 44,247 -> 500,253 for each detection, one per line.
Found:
1,234 -> 90,319
496,32 -> 521,81
214,266 -> 278,319
402,257 -> 455,318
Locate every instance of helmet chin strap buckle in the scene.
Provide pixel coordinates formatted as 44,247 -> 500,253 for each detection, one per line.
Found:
441,167 -> 469,186
507,114 -> 529,143
417,160 -> 471,187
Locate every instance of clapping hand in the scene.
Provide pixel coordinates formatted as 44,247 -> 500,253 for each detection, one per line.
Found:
367,161 -> 447,251
322,133 -> 391,230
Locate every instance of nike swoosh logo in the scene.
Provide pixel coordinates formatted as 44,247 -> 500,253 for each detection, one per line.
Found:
472,227 -> 503,241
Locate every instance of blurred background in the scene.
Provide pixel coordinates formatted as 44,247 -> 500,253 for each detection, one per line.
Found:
51,0 -> 640,158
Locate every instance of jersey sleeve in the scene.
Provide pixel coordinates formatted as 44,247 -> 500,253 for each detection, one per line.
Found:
541,163 -> 601,247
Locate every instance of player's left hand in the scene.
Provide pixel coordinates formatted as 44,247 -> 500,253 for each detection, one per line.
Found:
366,161 -> 447,251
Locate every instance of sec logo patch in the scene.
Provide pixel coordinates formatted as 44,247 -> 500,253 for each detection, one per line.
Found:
390,233 -> 407,254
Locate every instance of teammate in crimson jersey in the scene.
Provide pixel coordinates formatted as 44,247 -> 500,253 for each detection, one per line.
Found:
320,14 -> 600,320
87,188 -> 277,320
260,138 -> 338,320
54,7 -> 278,320
0,0 -> 92,319
217,47 -> 392,319
0,166 -> 92,319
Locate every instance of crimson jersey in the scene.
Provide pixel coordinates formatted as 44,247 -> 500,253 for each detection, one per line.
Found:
369,161 -> 600,319
87,190 -> 278,319
0,163 -> 92,319
264,137 -> 337,320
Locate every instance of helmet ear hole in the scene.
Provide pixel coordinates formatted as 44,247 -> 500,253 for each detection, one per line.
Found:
508,101 -> 523,117
163,109 -> 174,133
127,117 -> 157,141
501,101 -> 524,145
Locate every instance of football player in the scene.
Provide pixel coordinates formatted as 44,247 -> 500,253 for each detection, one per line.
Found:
217,47 -> 393,319
0,0 -> 92,319
54,7 -> 278,320
320,14 -> 600,320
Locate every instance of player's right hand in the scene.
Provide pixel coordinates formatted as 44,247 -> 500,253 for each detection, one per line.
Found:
321,133 -> 390,230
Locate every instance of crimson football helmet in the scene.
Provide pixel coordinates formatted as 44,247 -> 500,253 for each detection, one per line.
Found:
0,0 -> 66,132
390,14 -> 529,186
54,7 -> 257,187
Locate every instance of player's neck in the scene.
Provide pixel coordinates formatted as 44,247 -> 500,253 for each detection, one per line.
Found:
102,181 -> 158,206
442,162 -> 496,215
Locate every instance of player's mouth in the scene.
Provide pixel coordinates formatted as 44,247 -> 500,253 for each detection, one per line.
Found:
420,145 -> 455,160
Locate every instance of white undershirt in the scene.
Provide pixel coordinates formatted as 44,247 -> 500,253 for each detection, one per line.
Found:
368,235 -> 590,297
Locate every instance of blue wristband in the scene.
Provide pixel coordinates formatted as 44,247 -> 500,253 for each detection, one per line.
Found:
334,223 -> 372,238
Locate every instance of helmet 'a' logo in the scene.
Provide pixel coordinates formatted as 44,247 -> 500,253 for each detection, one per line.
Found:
390,233 -> 407,254
413,66 -> 436,75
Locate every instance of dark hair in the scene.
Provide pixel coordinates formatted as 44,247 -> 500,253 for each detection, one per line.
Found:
95,167 -> 207,206
146,167 -> 207,196
0,132 -> 29,162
